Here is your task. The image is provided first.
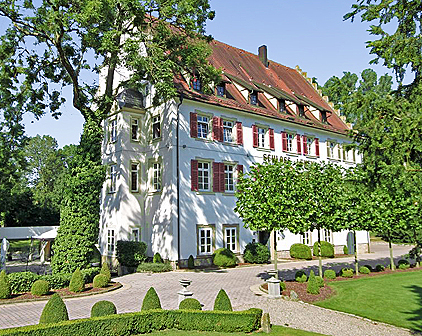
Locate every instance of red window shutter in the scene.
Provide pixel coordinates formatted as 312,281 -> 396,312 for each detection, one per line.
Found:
315,138 -> 320,157
237,164 -> 243,175
236,122 -> 243,145
190,112 -> 197,138
252,125 -> 258,148
281,132 -> 287,152
303,135 -> 308,155
219,163 -> 225,192
219,117 -> 224,142
213,162 -> 220,192
296,134 -> 302,154
269,128 -> 275,150
191,160 -> 198,191
212,116 -> 219,141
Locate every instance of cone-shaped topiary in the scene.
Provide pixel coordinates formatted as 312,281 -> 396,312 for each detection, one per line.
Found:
93,274 -> 108,288
39,293 -> 69,324
31,280 -> 50,296
100,262 -> 111,283
69,268 -> 85,293
153,253 -> 163,264
306,270 -> 320,295
315,276 -> 325,288
141,287 -> 162,310
0,270 -> 11,299
187,255 -> 195,269
91,300 -> 117,317
179,298 -> 202,310
213,289 -> 233,311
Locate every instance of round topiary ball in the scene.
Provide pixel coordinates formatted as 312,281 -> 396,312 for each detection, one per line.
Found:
341,268 -> 354,278
39,293 -> 69,324
290,243 -> 312,260
313,241 -> 334,258
31,280 -> 50,296
0,270 -> 11,299
179,298 -> 202,310
359,266 -> 371,274
91,300 -> 117,317
141,287 -> 162,311
93,274 -> 108,288
213,289 -> 233,311
212,248 -> 237,268
323,269 -> 336,280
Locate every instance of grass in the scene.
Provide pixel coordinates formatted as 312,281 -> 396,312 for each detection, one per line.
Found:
139,325 -> 324,335
315,269 -> 422,331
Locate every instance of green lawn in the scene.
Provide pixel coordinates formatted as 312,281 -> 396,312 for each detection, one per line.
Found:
315,270 -> 422,331
141,325 -> 324,335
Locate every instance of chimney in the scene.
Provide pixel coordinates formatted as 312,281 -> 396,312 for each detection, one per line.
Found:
258,45 -> 268,67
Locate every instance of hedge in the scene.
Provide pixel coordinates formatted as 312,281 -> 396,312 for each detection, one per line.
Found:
116,241 -> 147,267
290,243 -> 312,260
0,309 -> 262,335
137,262 -> 172,273
243,242 -> 270,264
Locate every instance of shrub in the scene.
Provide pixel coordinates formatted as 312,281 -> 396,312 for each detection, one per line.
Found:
69,268 -> 85,293
306,270 -> 320,295
375,264 -> 385,272
398,259 -> 410,270
212,248 -> 237,268
341,268 -> 354,278
179,298 -> 202,310
100,262 -> 111,283
343,245 -> 349,254
153,253 -> 164,264
243,242 -> 270,264
137,262 -> 172,273
116,241 -> 147,267
187,255 -> 195,269
290,243 -> 312,260
8,271 -> 39,294
39,293 -> 69,324
0,270 -> 11,299
141,287 -> 162,311
359,266 -> 370,274
213,289 -> 233,311
39,274 -> 71,289
280,281 -> 286,291
295,270 -> 307,283
315,276 -> 325,288
364,264 -> 373,272
81,267 -> 100,283
88,246 -> 102,264
91,300 -> 117,317
93,274 -> 108,288
323,269 -> 336,280
31,280 -> 50,296
313,241 -> 334,258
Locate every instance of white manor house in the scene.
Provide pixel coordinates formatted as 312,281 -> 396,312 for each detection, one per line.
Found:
99,40 -> 369,266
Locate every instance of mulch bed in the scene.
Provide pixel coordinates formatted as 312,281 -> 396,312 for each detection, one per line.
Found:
0,282 -> 121,304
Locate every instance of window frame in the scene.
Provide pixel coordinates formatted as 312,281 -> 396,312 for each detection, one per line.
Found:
196,224 -> 215,256
197,114 -> 211,140
301,231 -> 312,245
192,76 -> 201,92
306,136 -> 314,156
130,162 -> 140,193
223,224 -> 239,253
152,114 -> 161,141
250,91 -> 258,105
109,164 -> 117,193
322,229 -> 332,243
222,119 -> 235,143
107,229 -> 115,255
327,140 -> 338,159
257,126 -> 267,148
130,117 -> 140,142
197,160 -> 211,192
149,161 -> 162,193
286,132 -> 295,153
216,83 -> 226,97
224,163 -> 235,193
131,228 -> 140,242
109,118 -> 117,143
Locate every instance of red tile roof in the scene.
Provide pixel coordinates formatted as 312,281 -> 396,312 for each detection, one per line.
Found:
175,39 -> 350,135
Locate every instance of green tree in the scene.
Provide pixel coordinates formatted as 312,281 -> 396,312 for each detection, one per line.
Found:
0,0 -> 220,272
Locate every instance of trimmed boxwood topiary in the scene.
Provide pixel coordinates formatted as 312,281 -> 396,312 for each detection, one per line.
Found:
81,267 -> 100,283
343,246 -> 349,255
295,270 -> 307,283
100,263 -> 111,283
213,289 -> 233,311
375,264 -> 385,272
39,293 -> 69,324
93,274 -> 108,288
153,253 -> 164,264
315,276 -> 325,288
359,266 -> 371,274
398,259 -> 410,270
141,287 -> 162,311
313,241 -> 334,258
364,264 -> 373,272
179,298 -> 202,310
187,255 -> 195,269
323,269 -> 336,280
306,270 -> 320,295
243,242 -> 270,264
212,248 -> 237,268
91,300 -> 117,317
69,268 -> 85,293
137,262 -> 172,273
341,268 -> 354,278
31,280 -> 50,296
0,270 -> 11,299
290,243 -> 312,260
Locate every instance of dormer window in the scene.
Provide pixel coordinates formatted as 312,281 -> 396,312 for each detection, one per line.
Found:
192,76 -> 201,92
321,111 -> 327,123
216,83 -> 225,97
298,105 -> 305,118
250,91 -> 258,105
279,99 -> 286,113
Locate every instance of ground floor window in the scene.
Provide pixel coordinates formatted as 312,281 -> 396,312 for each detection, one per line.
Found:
224,225 -> 239,252
132,228 -> 140,242
322,229 -> 332,243
107,229 -> 115,254
301,231 -> 311,245
197,225 -> 215,255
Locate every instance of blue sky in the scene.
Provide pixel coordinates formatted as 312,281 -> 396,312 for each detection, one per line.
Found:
22,0 -> 390,148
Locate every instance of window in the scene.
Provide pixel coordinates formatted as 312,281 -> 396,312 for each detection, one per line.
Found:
258,127 -> 266,147
130,163 -> 139,192
301,231 -> 311,245
322,229 -> 332,243
224,225 -> 238,252
298,105 -> 305,117
132,228 -> 140,242
306,137 -> 313,155
131,118 -> 139,141
250,91 -> 258,105
321,111 -> 328,123
192,77 -> 201,91
286,133 -> 294,152
152,115 -> 161,140
223,120 -> 234,143
279,99 -> 286,112
151,162 -> 162,192
216,84 -> 225,97
327,141 -> 337,159
342,145 -> 349,161
110,119 -> 117,143
198,161 -> 210,191
197,226 -> 214,255
107,229 -> 115,254
224,164 -> 235,192
197,115 -> 209,139
109,164 -> 117,193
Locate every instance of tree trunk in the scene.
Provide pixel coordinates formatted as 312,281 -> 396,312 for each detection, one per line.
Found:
317,229 -> 322,277
387,232 -> 395,271
353,231 -> 359,275
413,229 -> 420,268
271,230 -> 278,279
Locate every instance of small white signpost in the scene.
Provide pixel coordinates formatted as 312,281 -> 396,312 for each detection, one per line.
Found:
0,238 -> 9,271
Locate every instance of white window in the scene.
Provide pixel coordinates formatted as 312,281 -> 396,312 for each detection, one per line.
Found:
286,133 -> 294,152
223,120 -> 234,143
323,229 -> 332,243
197,115 -> 209,139
132,228 -> 140,242
258,127 -> 266,148
224,164 -> 235,192
110,119 -> 117,143
306,137 -> 314,155
198,227 -> 213,255
151,162 -> 162,192
152,115 -> 161,140
130,163 -> 139,192
343,146 -> 349,161
109,164 -> 117,193
198,161 -> 210,191
107,229 -> 115,254
301,231 -> 311,245
224,226 -> 238,252
327,141 -> 337,159
131,118 -> 139,141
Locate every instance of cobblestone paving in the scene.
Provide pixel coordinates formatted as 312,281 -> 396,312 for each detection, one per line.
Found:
0,243 -> 414,336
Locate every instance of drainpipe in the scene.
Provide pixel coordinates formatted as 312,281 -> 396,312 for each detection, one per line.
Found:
176,93 -> 184,267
